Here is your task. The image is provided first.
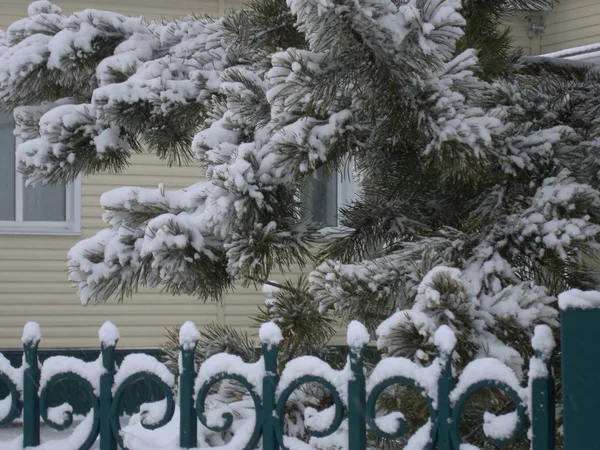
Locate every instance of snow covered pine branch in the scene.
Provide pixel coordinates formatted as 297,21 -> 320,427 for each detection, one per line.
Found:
0,0 -> 599,446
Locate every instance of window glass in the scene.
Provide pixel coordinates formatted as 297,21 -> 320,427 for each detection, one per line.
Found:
302,167 -> 338,227
23,181 -> 67,221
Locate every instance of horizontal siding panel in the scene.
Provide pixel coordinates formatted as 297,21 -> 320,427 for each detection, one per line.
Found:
0,249 -> 74,261
0,283 -> 92,294
0,236 -> 79,250
548,0 -> 600,12
541,32 -> 600,53
0,0 -> 221,23
0,326 -> 178,349
544,14 -> 600,36
0,304 -> 217,316
0,313 -> 216,327
89,165 -> 203,178
0,260 -> 69,271
0,325 -> 176,338
0,338 -> 164,349
544,5 -> 600,24
0,272 -> 73,283
82,175 -> 204,188
224,315 -> 264,327
223,304 -> 262,316
0,293 -> 212,304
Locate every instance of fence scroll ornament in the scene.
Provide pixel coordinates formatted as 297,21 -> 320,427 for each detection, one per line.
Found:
0,320 -> 556,450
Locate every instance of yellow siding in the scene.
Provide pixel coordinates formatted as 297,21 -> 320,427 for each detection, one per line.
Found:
508,1 -> 600,56
506,11 -> 534,56
0,0 -> 245,28
0,0 -> 257,350
0,153 -> 221,350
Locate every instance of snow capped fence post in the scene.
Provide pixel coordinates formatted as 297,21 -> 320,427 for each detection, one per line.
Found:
529,325 -> 556,450
434,326 -> 456,450
260,322 -> 282,450
558,289 -> 600,449
22,322 -> 41,447
99,322 -> 119,450
347,321 -> 368,450
179,322 -> 200,448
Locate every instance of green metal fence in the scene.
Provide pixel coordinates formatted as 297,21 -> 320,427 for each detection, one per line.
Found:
0,320 -> 556,450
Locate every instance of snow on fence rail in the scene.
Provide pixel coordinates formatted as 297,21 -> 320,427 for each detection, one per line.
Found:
0,320 -> 555,450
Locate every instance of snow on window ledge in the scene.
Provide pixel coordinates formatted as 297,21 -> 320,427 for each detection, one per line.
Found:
0,223 -> 82,236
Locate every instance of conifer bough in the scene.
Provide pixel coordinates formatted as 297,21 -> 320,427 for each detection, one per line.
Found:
0,0 -> 592,446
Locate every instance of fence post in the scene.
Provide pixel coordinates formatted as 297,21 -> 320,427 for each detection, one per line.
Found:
179,322 -> 200,449
530,325 -> 555,450
347,321 -> 368,450
261,323 -> 281,450
435,326 -> 456,450
22,322 -> 41,448
99,322 -> 119,450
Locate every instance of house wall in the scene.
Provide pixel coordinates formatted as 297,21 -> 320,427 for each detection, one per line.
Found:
0,0 -> 288,350
509,0 -> 600,56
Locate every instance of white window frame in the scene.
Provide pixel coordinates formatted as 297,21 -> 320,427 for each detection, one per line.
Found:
302,161 -> 359,227
0,136 -> 82,236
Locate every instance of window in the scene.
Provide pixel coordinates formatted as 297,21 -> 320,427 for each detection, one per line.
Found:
0,110 -> 81,235
302,163 -> 359,227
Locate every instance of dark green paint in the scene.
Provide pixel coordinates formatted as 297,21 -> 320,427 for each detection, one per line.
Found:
365,374 -> 434,443
111,372 -> 175,450
0,371 -> 21,426
348,345 -> 366,450
22,338 -> 40,447
275,375 -> 345,443
531,349 -> 555,450
39,372 -> 100,449
179,343 -> 198,448
0,321 -> 568,450
0,347 -> 163,416
196,372 -> 263,449
262,342 -> 279,450
450,380 -> 527,449
561,309 -> 600,450
436,352 -> 454,450
100,341 -> 118,450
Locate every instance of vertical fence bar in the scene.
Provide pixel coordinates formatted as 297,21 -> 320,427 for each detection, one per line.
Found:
530,354 -> 555,450
530,325 -> 556,450
347,322 -> 368,450
179,322 -> 200,449
99,322 -> 119,450
22,322 -> 41,448
436,354 -> 454,450
434,326 -> 456,450
261,328 -> 280,450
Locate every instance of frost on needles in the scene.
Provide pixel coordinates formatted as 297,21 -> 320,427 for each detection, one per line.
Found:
0,0 -> 598,445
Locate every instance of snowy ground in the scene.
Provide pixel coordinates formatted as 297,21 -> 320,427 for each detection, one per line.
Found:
0,418 -> 129,450
0,423 -> 96,447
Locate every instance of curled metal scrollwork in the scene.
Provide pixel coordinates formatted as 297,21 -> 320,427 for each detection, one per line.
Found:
111,372 -> 175,450
365,376 -> 436,446
450,380 -> 527,448
39,372 -> 100,450
274,375 -> 345,448
0,370 -> 21,426
196,373 -> 262,450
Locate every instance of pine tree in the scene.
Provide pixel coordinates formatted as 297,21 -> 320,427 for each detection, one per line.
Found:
0,0 -> 592,447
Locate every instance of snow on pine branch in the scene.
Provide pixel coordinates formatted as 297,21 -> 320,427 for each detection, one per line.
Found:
1,0 -> 599,366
